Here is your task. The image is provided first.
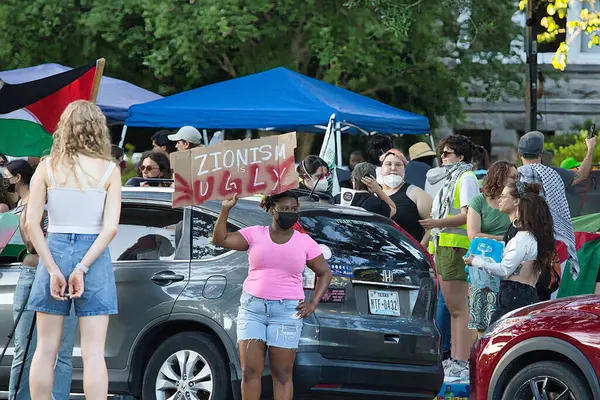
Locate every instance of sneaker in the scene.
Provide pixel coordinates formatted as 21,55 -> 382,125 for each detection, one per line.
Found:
442,357 -> 454,371
446,359 -> 469,379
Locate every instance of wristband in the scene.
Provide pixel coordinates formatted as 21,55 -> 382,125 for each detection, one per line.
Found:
75,262 -> 89,274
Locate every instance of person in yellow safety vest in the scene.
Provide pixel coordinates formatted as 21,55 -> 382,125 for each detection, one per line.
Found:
419,134 -> 480,380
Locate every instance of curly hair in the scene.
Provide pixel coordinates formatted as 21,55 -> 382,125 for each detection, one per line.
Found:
0,183 -> 13,209
259,191 -> 299,212
482,161 -> 516,198
49,100 -> 112,186
437,134 -> 475,163
517,192 -> 556,275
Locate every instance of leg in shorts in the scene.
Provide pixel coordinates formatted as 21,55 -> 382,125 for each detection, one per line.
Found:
436,246 -> 468,281
237,292 -> 303,349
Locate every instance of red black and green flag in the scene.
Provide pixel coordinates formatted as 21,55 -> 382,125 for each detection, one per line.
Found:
0,60 -> 100,157
557,213 -> 600,298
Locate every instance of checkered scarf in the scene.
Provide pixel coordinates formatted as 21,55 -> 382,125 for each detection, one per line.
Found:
518,164 -> 579,279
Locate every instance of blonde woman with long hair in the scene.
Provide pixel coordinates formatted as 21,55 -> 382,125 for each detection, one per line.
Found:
25,100 -> 121,400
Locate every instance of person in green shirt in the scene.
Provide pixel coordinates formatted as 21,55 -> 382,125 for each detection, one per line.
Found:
466,161 -> 517,336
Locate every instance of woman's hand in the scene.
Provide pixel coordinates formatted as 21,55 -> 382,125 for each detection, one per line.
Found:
361,176 -> 383,195
221,193 -> 239,211
464,254 -> 475,266
419,218 -> 440,230
50,271 -> 68,300
68,269 -> 85,299
296,300 -> 318,318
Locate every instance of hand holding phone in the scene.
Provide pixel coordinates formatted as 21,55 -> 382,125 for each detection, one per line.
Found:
589,123 -> 596,139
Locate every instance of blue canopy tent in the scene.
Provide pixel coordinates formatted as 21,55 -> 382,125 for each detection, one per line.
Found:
0,63 -> 162,123
125,67 -> 431,166
126,67 -> 429,133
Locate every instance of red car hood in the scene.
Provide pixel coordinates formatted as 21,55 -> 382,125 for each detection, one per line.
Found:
508,295 -> 600,318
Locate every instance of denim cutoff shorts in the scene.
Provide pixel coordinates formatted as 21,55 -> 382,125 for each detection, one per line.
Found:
236,292 -> 303,349
28,233 -> 118,317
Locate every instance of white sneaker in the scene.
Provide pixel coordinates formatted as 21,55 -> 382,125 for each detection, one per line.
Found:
446,359 -> 469,379
442,358 -> 454,370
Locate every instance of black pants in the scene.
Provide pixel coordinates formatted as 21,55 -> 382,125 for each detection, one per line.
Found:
490,280 -> 539,325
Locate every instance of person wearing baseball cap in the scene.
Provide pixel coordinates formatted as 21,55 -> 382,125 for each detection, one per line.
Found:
517,130 -> 597,294
168,126 -> 203,152
404,141 -> 437,189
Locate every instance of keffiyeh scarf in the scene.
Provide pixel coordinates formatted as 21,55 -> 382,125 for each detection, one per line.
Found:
430,162 -> 473,240
518,163 -> 579,279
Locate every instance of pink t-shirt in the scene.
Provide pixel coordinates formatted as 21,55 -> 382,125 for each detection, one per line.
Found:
239,225 -> 323,300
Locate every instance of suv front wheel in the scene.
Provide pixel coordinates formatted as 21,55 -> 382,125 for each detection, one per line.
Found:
142,332 -> 231,400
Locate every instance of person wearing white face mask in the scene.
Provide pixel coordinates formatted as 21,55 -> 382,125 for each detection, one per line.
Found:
381,149 -> 432,247
297,155 -> 331,194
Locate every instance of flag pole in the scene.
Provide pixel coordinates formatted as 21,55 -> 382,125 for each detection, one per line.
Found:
90,58 -> 106,103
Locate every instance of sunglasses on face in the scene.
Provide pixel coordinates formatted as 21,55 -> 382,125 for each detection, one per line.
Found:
139,165 -> 159,172
441,150 -> 455,158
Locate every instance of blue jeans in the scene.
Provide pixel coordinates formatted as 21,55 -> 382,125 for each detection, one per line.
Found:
436,284 -> 451,353
9,267 -> 78,400
28,233 -> 118,317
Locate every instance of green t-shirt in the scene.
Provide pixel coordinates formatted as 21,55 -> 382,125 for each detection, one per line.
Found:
469,193 -> 510,236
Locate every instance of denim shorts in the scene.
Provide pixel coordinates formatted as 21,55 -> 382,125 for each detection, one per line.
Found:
28,233 -> 118,317
236,292 -> 303,349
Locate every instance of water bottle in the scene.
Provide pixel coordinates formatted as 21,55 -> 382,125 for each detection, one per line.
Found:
444,385 -> 454,400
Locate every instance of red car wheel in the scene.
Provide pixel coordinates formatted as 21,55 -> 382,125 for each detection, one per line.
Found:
500,361 -> 591,400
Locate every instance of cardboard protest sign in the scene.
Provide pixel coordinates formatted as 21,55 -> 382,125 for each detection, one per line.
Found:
171,132 -> 299,207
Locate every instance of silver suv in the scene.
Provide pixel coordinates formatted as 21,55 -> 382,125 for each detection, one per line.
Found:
0,187 -> 443,399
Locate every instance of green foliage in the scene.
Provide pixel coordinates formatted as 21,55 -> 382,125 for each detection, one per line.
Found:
544,127 -> 599,167
121,143 -> 139,185
0,0 -> 523,127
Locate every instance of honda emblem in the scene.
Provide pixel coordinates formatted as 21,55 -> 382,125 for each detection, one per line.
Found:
381,270 -> 393,283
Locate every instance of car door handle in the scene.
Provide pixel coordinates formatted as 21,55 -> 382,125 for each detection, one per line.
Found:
384,334 -> 400,344
151,271 -> 185,286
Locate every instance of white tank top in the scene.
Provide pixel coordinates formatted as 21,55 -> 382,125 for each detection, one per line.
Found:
46,158 -> 116,234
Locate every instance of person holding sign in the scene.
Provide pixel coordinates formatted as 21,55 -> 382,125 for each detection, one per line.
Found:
465,184 -> 556,324
212,191 -> 332,400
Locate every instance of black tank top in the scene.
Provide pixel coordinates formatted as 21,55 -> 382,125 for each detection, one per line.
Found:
389,185 -> 424,241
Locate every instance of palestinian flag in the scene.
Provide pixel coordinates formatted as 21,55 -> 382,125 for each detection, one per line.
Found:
557,231 -> 600,298
0,61 -> 99,157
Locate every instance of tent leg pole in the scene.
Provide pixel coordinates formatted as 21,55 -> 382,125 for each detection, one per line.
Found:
335,123 -> 343,167
202,129 -> 209,146
428,133 -> 440,167
118,125 -> 128,148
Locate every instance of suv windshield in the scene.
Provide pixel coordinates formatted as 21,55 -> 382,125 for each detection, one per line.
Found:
299,212 -> 430,285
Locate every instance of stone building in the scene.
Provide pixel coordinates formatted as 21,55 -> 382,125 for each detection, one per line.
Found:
436,1 -> 600,162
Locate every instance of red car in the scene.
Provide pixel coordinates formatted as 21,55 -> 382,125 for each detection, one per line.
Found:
470,295 -> 600,400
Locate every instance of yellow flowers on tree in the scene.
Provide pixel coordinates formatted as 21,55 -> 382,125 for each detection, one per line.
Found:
520,0 -> 600,70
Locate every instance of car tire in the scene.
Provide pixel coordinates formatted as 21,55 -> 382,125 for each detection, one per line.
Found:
501,360 -> 591,400
142,332 -> 231,400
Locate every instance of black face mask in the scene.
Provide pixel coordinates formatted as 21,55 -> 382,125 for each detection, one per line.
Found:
275,211 -> 298,230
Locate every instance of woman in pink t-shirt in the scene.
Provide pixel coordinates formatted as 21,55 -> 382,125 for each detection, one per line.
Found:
212,190 -> 332,400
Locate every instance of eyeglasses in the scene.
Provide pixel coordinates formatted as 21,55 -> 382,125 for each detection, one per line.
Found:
441,150 -> 455,158
139,165 -> 159,172
312,172 -> 331,180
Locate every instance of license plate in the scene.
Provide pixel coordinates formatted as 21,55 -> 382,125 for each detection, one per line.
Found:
368,290 -> 400,316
